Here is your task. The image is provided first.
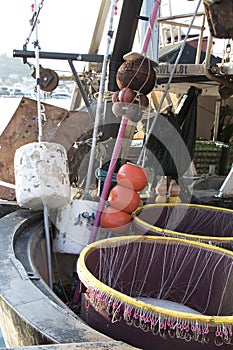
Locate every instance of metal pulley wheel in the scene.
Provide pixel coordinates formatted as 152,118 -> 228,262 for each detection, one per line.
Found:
204,0 -> 222,4
32,65 -> 59,92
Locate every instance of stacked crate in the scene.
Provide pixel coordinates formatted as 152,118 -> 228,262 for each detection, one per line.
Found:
220,143 -> 233,176
193,141 -> 228,175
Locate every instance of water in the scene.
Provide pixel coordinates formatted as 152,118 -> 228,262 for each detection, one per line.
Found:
0,329 -> 5,347
0,97 -> 21,135
0,96 -> 71,136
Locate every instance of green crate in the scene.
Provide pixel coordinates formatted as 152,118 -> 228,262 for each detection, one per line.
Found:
193,141 -> 227,175
195,141 -> 224,151
220,143 -> 233,175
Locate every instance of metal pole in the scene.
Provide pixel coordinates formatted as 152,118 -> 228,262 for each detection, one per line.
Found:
212,97 -> 221,141
44,207 -> 53,288
83,0 -> 116,198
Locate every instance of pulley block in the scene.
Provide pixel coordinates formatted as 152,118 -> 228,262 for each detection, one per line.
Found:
32,65 -> 59,92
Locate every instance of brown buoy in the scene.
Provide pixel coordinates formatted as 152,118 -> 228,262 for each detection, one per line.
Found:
116,57 -> 156,95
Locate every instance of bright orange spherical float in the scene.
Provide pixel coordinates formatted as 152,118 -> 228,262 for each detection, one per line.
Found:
108,184 -> 140,213
117,163 -> 148,192
100,206 -> 131,233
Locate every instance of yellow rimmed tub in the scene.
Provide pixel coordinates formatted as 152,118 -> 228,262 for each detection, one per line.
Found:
131,203 -> 233,249
77,235 -> 233,349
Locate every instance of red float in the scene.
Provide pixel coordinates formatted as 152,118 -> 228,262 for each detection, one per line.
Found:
112,90 -> 120,103
108,184 -> 140,213
117,163 -> 148,192
137,93 -> 149,107
169,180 -> 181,197
100,206 -> 131,233
112,102 -> 124,118
155,178 -> 168,196
118,87 -> 136,103
124,104 -> 142,123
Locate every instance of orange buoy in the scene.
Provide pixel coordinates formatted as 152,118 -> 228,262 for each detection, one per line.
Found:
117,163 -> 148,192
100,206 -> 131,233
108,184 -> 140,213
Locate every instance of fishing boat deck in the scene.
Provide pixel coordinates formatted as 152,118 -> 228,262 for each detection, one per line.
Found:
0,208 -> 138,349
0,342 -> 138,350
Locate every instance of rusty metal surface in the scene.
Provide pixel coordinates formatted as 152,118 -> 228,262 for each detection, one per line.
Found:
204,0 -> 233,38
0,97 -> 93,200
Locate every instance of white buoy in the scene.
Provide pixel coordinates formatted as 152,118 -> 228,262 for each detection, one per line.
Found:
14,142 -> 70,210
53,199 -> 107,254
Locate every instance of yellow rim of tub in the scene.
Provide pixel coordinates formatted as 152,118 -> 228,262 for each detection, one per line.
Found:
77,235 -> 233,327
132,203 -> 233,244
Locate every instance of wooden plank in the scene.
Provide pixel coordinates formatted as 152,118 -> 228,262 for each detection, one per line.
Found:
88,0 -> 111,55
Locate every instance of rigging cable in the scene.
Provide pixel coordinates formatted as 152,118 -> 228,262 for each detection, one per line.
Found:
88,0 -> 161,244
83,0 -> 119,199
24,0 -> 45,49
137,0 -> 203,166
32,0 -> 53,288
33,0 -> 44,143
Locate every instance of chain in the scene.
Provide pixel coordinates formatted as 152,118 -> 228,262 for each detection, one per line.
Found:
222,39 -> 232,64
225,39 -> 232,63
24,0 -> 45,48
114,0 -> 119,15
40,102 -> 47,122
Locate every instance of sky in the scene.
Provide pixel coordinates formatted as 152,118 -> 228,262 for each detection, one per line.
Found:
0,0 -> 213,73
0,0 -> 103,71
